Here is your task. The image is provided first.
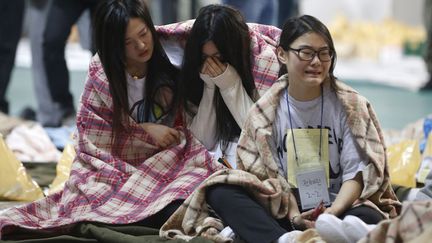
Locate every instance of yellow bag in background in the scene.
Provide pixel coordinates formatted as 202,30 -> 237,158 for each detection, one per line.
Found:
388,139 -> 421,188
47,143 -> 75,195
423,132 -> 432,158
0,134 -> 44,201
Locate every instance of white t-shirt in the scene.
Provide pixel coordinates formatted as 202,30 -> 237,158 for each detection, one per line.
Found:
126,74 -> 174,124
272,85 -> 368,202
126,73 -> 146,121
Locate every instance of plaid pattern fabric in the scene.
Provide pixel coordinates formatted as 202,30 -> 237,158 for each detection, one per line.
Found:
335,79 -> 401,217
0,54 -> 224,238
161,75 -> 401,242
156,21 -> 281,95
360,201 -> 432,243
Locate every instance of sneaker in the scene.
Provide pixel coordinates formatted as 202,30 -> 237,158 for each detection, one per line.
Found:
42,107 -> 76,128
60,107 -> 76,127
61,112 -> 76,127
342,215 -> 375,242
315,214 -> 350,243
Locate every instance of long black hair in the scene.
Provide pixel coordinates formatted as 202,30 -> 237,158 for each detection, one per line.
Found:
180,4 -> 255,145
278,15 -> 338,91
93,0 -> 178,148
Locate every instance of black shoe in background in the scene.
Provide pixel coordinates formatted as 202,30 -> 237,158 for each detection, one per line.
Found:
19,106 -> 36,121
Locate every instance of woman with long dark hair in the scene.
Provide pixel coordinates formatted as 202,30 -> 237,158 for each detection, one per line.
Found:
180,4 -> 258,166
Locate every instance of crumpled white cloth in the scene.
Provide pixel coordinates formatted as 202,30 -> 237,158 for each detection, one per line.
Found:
5,124 -> 61,163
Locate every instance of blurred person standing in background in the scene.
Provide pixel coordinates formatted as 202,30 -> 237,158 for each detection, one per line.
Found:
149,0 -> 179,25
41,0 -> 99,127
222,0 -> 277,25
0,1 -> 25,115
277,0 -> 299,28
422,0 -> 432,90
221,0 -> 299,27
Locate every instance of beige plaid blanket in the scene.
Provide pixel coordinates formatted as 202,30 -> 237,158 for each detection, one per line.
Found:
360,200 -> 432,243
161,76 -> 401,242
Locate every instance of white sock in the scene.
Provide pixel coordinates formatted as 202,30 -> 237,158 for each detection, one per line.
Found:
315,214 -> 350,243
276,230 -> 302,243
342,215 -> 376,242
220,226 -> 235,239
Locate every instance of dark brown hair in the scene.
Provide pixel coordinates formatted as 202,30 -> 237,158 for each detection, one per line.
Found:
279,15 -> 338,90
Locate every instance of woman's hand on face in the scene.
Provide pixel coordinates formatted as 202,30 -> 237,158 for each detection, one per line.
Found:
200,56 -> 227,78
142,123 -> 181,148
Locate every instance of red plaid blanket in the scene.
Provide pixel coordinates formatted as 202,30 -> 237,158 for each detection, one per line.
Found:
0,54 -> 223,238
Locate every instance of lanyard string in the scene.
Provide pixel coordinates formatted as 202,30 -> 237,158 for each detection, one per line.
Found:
286,85 -> 324,166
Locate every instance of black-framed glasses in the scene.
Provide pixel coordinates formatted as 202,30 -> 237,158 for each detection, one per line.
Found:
288,47 -> 333,62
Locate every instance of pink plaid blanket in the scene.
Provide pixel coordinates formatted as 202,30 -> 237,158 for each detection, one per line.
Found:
0,54 -> 223,238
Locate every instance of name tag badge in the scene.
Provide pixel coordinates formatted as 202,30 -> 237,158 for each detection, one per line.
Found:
296,167 -> 330,210
285,128 -> 331,209
286,129 -> 330,188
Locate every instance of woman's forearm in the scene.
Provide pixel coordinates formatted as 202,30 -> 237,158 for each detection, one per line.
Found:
327,172 -> 363,216
214,65 -> 255,128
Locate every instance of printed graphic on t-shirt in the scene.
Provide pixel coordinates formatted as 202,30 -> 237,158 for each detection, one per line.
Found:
277,125 -> 344,193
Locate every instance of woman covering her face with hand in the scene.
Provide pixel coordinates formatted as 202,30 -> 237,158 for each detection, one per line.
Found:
180,4 -> 258,167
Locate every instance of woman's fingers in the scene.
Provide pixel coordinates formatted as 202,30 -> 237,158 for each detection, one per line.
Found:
201,57 -> 226,77
201,61 -> 208,74
205,59 -> 219,77
168,129 -> 180,145
207,57 -> 224,76
212,57 -> 227,71
162,128 -> 181,148
301,209 -> 314,220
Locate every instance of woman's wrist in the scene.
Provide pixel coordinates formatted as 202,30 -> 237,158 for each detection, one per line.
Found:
289,215 -> 300,230
212,65 -> 240,90
325,205 -> 343,216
